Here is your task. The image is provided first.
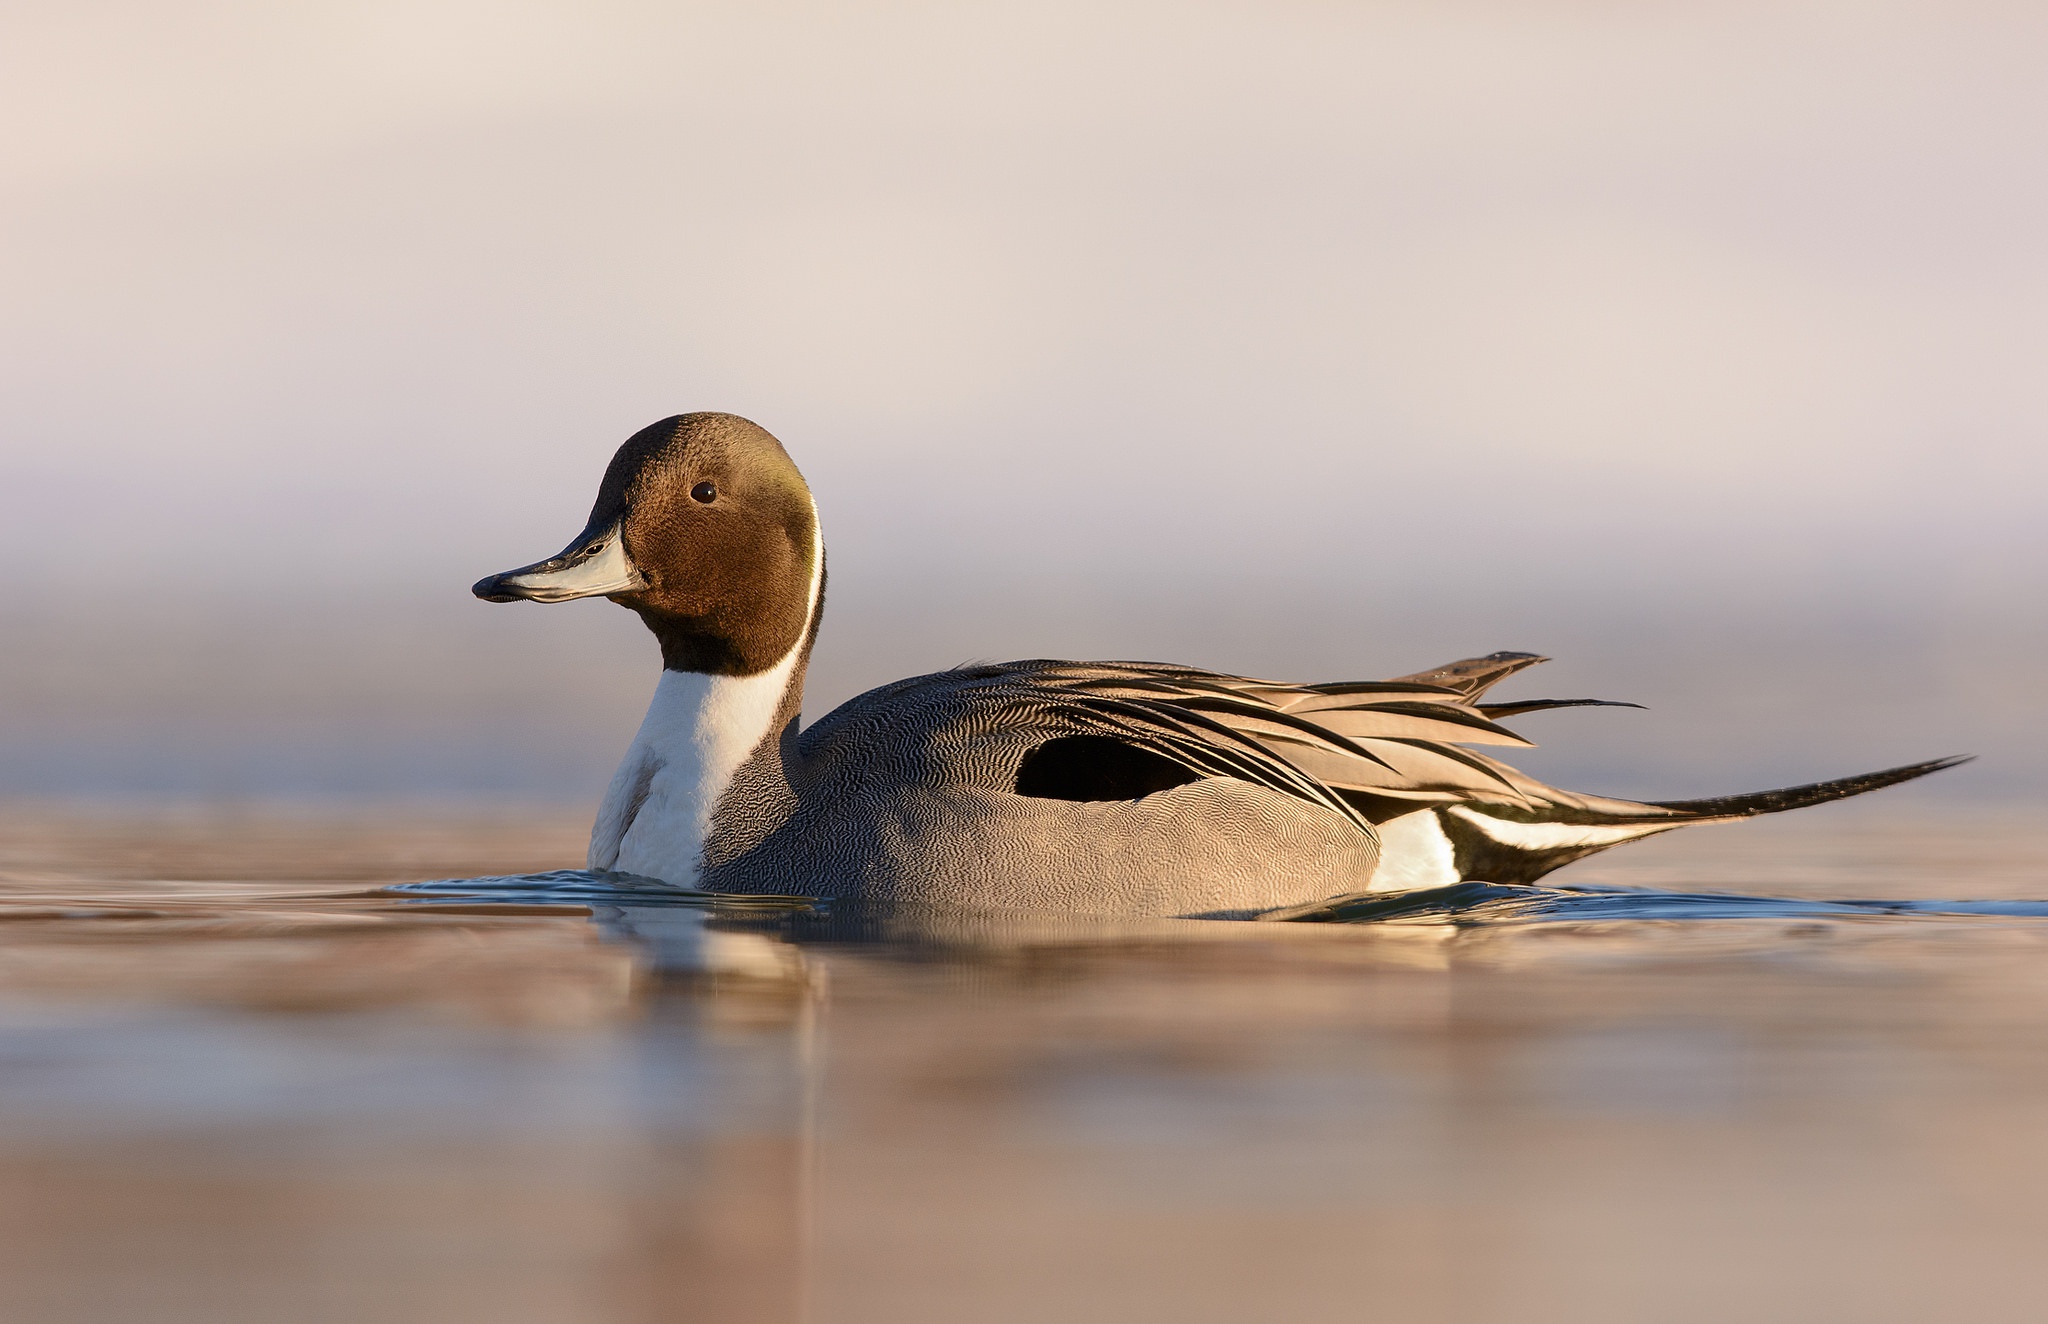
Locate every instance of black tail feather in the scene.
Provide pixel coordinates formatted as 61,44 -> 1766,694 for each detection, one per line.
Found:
1647,755 -> 1973,820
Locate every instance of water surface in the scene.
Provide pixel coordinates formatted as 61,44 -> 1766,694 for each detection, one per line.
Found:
0,802 -> 2044,1323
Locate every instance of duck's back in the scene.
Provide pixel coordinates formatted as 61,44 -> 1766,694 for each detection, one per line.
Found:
704,661 -> 1383,916
697,655 -> 1964,917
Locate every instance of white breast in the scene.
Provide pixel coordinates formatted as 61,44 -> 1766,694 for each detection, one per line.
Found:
588,656 -> 801,885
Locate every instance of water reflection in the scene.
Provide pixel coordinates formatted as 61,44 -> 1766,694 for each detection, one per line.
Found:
396,866 -> 2048,932
2,808 -> 2048,1321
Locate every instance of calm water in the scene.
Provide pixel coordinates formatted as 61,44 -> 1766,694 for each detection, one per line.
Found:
1,801 -> 2046,1323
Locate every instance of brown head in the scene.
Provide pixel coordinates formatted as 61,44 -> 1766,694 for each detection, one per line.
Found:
473,413 -> 823,676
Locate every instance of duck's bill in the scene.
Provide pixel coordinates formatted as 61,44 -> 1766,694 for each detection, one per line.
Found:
472,520 -> 648,603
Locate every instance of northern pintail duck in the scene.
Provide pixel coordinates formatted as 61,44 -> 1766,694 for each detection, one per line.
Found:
474,413 -> 1963,917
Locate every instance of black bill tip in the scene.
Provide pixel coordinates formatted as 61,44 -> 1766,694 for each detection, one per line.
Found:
473,573 -> 524,602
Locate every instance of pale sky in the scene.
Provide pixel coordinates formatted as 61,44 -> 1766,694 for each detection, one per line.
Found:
3,1 -> 2043,798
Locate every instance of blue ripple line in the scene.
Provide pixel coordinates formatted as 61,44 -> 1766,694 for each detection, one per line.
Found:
388,870 -> 818,910
1291,882 -> 2048,924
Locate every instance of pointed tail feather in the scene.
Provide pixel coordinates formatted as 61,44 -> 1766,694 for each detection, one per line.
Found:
1644,755 -> 1974,819
1424,755 -> 1972,887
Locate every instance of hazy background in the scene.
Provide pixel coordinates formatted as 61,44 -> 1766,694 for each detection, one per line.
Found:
3,0 -> 2043,807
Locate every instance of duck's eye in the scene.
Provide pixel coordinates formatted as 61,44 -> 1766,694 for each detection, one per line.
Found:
581,540 -> 606,557
691,481 -> 718,504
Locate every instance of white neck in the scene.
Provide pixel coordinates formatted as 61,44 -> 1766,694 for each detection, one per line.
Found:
588,655 -> 801,885
587,508 -> 823,887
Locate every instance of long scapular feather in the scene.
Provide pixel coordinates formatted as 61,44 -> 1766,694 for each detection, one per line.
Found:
1479,698 -> 1644,718
954,658 -> 1968,898
1382,652 -> 1549,700
1285,701 -> 1535,747
1047,691 -> 1375,830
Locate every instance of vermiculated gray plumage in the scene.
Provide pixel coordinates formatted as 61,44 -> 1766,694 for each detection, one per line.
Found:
699,654 -> 1964,916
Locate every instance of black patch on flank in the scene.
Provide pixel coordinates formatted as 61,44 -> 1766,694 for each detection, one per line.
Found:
1015,736 -> 1204,802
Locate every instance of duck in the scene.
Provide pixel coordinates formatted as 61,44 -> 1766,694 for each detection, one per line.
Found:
472,412 -> 1964,918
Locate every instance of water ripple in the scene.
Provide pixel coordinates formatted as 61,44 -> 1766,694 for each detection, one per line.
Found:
391,871 -> 2048,931
1281,881 -> 2048,924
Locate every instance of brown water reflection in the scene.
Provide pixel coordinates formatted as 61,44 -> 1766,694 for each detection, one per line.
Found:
0,802 -> 2044,1323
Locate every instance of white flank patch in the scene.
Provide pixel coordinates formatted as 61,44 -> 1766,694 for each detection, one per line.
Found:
587,500 -> 824,886
1443,806 -> 1675,851
1368,810 -> 1460,891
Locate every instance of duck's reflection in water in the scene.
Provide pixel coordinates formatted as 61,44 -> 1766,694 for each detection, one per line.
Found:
600,984 -> 820,1324
574,900 -> 822,1324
